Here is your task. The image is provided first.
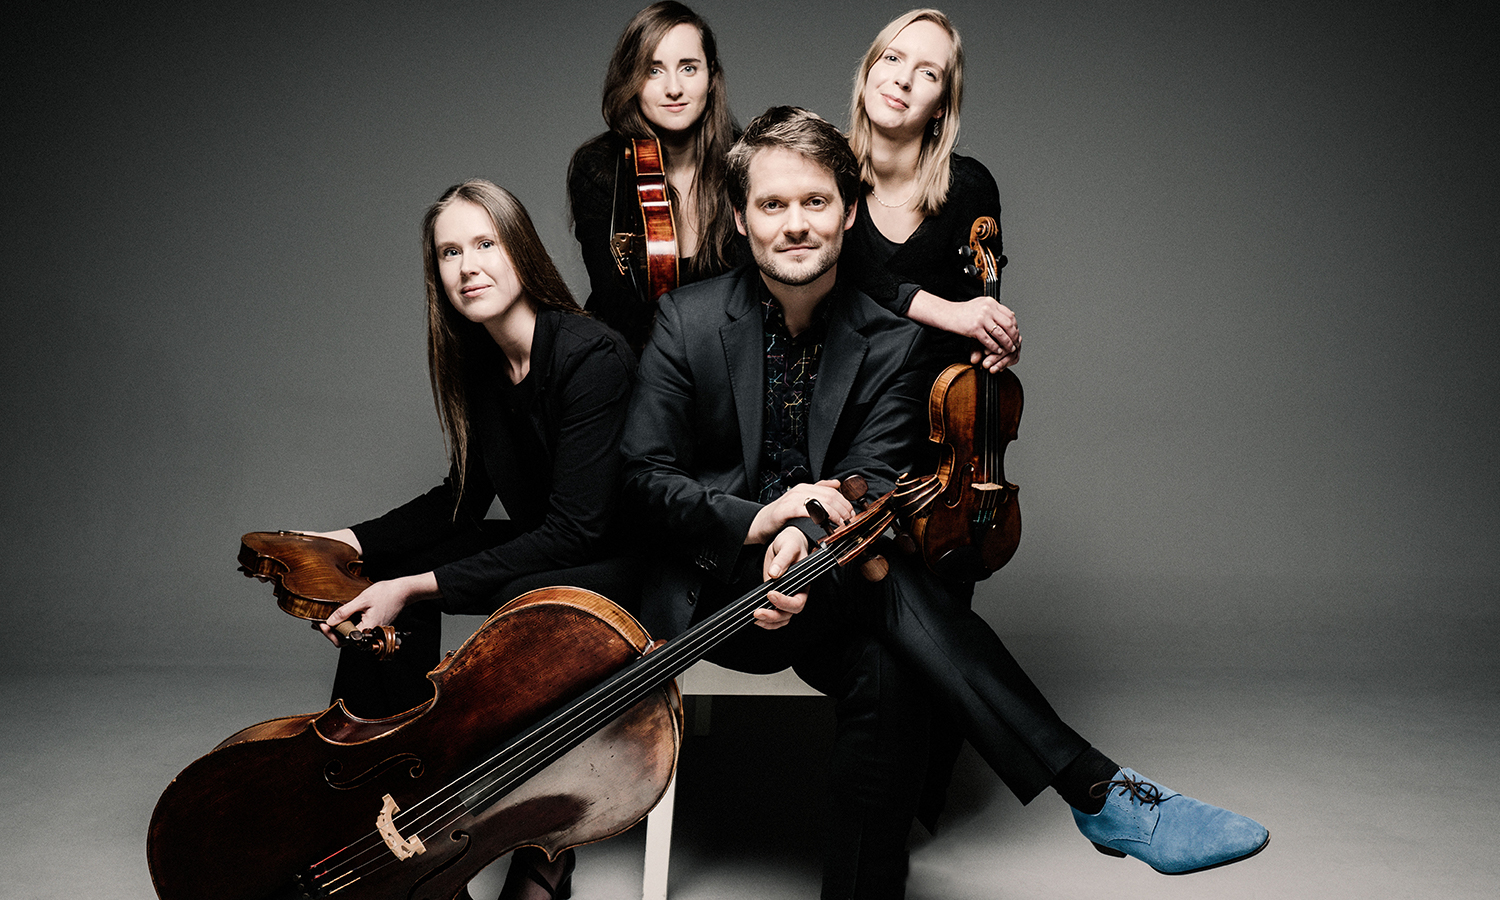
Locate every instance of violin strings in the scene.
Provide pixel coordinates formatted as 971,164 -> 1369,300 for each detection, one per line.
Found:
307,537 -> 853,888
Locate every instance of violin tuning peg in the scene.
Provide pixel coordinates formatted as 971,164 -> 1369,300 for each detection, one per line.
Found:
859,554 -> 890,582
958,245 -> 975,260
962,264 -> 979,279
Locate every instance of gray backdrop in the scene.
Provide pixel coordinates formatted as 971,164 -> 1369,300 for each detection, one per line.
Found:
3,0 -> 1495,676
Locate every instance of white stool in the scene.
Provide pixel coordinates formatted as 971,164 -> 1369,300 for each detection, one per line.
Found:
641,660 -> 821,900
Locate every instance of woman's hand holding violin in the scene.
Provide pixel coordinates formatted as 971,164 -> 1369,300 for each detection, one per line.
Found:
908,290 -> 1022,372
318,572 -> 440,646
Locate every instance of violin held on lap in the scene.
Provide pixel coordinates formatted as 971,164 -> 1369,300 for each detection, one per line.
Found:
238,531 -> 403,659
914,216 -> 1024,580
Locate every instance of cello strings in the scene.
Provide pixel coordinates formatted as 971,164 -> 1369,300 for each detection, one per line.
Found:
309,536 -> 854,887
324,548 -> 846,887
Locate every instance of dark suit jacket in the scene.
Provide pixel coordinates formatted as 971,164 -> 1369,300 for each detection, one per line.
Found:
620,265 -> 936,639
352,308 -> 635,613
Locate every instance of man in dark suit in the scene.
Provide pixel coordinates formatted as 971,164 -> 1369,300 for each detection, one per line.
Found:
621,107 -> 1268,899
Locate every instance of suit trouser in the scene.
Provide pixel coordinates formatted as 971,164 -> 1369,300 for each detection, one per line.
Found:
696,575 -> 933,900
846,553 -> 1092,805
696,549 -> 1092,898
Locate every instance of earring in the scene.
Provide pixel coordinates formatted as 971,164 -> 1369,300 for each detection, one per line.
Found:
930,118 -> 942,137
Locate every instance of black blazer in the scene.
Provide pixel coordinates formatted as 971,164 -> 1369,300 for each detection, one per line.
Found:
620,266 -> 936,638
352,308 -> 635,612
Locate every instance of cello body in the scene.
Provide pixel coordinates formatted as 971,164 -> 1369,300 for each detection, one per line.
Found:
147,588 -> 681,900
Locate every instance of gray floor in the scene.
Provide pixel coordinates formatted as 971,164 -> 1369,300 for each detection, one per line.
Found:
4,628 -> 1497,900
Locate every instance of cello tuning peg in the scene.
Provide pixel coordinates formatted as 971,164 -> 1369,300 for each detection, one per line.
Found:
805,498 -> 836,535
838,475 -> 869,503
893,533 -> 917,555
859,554 -> 890,582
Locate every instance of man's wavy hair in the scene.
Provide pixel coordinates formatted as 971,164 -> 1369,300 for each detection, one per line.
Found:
726,106 -> 862,216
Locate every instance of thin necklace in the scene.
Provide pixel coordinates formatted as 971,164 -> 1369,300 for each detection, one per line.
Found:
869,181 -> 917,209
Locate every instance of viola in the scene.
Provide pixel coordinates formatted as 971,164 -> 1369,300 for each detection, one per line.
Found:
149,475 -> 941,900
912,216 -> 1024,578
238,531 -> 401,659
609,135 -> 679,307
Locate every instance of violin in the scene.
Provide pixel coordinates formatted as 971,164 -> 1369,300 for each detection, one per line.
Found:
238,531 -> 402,659
149,475 -> 940,900
609,135 -> 679,307
912,216 -> 1024,579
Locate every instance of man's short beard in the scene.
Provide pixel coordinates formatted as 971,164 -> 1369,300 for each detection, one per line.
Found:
750,238 -> 841,287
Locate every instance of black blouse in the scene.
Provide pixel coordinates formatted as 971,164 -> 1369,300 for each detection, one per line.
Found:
841,153 -> 1006,334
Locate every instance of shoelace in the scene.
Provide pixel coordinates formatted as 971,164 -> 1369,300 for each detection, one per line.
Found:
1089,774 -> 1167,809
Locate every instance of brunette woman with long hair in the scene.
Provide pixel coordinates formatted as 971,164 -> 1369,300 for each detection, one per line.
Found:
308,179 -> 633,900
567,1 -> 741,351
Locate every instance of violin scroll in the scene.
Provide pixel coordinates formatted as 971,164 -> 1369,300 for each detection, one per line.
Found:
958,215 -> 1007,286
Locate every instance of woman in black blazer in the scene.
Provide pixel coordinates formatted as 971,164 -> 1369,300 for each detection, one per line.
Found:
306,180 -> 634,900
310,179 -> 635,709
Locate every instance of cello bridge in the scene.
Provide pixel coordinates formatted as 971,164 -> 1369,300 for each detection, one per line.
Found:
375,793 -> 426,861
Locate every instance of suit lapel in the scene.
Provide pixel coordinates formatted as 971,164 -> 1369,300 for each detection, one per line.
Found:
809,292 -> 869,479
722,281 -> 765,488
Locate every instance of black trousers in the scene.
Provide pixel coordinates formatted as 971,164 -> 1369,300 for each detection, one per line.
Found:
328,523 -> 642,719
694,546 -> 1091,900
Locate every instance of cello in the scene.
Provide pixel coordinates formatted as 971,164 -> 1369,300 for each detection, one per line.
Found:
609,135 -> 679,307
147,475 -> 941,900
912,216 -> 1024,579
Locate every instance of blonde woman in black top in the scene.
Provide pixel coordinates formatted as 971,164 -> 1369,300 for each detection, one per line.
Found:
843,8 -> 1021,371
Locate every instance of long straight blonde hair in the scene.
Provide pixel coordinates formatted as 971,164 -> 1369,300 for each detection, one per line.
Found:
847,8 -> 965,216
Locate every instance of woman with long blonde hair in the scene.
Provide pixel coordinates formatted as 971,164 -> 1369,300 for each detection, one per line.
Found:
844,8 -> 1021,371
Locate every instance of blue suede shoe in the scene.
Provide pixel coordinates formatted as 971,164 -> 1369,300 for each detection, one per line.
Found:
1071,768 -> 1269,875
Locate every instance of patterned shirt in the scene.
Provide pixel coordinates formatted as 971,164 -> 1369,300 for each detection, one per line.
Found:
757,283 -> 829,504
